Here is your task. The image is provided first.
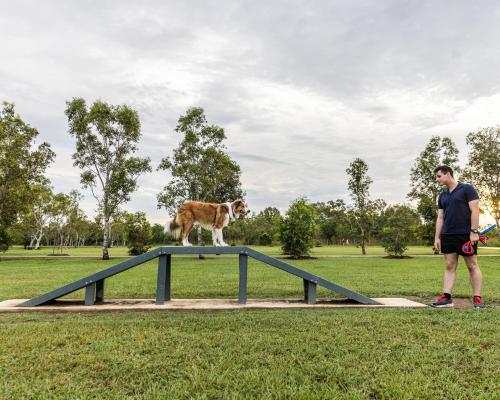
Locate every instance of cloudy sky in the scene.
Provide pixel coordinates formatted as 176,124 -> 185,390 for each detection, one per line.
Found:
1,0 -> 499,223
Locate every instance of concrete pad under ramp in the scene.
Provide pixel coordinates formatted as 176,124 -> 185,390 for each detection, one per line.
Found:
0,298 -> 427,313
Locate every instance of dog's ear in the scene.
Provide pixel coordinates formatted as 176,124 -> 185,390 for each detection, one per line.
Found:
234,199 -> 244,206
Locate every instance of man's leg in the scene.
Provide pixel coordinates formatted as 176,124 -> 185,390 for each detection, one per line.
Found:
463,255 -> 482,296
443,253 -> 459,294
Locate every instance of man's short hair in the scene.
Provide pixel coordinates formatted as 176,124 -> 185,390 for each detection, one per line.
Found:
434,165 -> 454,177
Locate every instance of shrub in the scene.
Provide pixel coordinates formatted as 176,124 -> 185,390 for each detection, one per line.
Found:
258,232 -> 272,246
279,197 -> 317,258
125,212 -> 153,255
380,205 -> 419,257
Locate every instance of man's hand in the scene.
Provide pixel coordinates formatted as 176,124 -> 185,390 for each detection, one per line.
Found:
470,232 -> 480,243
434,238 -> 441,253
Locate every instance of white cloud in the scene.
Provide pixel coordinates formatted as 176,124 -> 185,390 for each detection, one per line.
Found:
1,0 -> 499,223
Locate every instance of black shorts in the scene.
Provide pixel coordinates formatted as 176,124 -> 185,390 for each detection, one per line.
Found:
441,234 -> 477,256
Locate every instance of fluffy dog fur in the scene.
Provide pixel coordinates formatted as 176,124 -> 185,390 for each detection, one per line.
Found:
167,200 -> 249,246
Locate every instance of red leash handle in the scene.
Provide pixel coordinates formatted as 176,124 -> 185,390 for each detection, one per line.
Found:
461,235 -> 489,255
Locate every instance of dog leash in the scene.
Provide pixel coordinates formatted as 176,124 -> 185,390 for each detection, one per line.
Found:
461,224 -> 497,255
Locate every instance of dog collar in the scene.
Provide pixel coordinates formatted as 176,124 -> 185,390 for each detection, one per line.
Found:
225,202 -> 235,221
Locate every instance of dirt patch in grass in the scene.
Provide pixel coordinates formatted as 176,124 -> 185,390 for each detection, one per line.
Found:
408,295 -> 498,309
282,255 -> 319,260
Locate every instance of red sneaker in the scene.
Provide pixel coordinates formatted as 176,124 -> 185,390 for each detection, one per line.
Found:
473,296 -> 485,309
431,295 -> 453,308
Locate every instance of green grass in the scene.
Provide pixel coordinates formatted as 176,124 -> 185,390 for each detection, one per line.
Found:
0,310 -> 498,399
4,243 -> 500,257
1,250 -> 499,399
1,254 -> 499,302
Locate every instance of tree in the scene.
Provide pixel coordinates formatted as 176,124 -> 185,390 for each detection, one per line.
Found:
279,197 -> 317,258
22,184 -> 54,249
109,210 -> 127,247
0,102 -> 55,252
380,204 -> 420,257
346,158 -> 375,255
70,215 -> 94,247
314,200 -> 351,244
462,127 -> 500,237
125,212 -> 152,255
254,207 -> 281,245
152,223 -> 167,244
157,107 -> 244,248
49,191 -> 81,254
224,214 -> 256,244
65,98 -> 151,260
408,136 -> 460,243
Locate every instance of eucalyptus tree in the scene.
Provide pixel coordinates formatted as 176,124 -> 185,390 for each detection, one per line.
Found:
157,107 -> 244,246
65,98 -> 151,259
23,184 -> 54,249
408,136 -> 460,243
462,127 -> 500,236
49,192 -> 79,254
346,158 -> 374,255
0,102 -> 55,252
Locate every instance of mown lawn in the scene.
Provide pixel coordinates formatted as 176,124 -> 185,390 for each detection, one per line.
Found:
4,243 -> 500,257
1,253 -> 499,302
0,250 -> 499,399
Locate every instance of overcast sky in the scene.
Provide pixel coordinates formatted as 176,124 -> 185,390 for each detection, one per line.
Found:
1,0 -> 499,223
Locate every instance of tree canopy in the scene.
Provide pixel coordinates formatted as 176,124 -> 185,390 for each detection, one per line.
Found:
408,136 -> 460,243
65,98 -> 151,259
0,102 -> 55,251
346,158 -> 378,255
462,127 -> 500,235
157,107 -> 244,216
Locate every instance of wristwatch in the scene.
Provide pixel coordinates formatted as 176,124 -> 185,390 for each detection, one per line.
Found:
470,228 -> 480,234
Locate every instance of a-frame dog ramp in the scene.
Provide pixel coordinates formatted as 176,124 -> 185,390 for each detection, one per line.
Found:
18,246 -> 380,307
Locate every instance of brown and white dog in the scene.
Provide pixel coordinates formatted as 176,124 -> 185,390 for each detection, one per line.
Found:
167,200 -> 249,246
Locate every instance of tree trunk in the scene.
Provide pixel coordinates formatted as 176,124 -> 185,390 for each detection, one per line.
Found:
102,217 -> 110,260
361,228 -> 366,255
35,234 -> 42,250
59,231 -> 64,254
34,227 -> 44,249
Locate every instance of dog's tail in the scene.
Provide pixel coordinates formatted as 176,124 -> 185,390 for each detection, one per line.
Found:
165,215 -> 182,239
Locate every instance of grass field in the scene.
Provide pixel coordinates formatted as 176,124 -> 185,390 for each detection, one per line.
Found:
1,246 -> 499,399
4,243 -> 500,257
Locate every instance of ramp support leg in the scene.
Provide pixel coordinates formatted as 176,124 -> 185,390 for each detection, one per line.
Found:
239,253 -> 248,304
303,280 -> 317,304
156,254 -> 171,305
85,283 -> 96,305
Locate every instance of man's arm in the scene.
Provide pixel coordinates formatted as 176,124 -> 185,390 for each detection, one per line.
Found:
469,199 -> 480,242
434,209 -> 444,252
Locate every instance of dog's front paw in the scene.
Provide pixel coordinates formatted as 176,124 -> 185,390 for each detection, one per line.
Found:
220,242 -> 229,247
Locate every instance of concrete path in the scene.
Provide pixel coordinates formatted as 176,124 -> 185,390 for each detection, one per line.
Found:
0,298 -> 427,313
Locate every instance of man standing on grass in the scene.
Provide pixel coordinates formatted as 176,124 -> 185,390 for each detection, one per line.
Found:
432,165 -> 485,309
